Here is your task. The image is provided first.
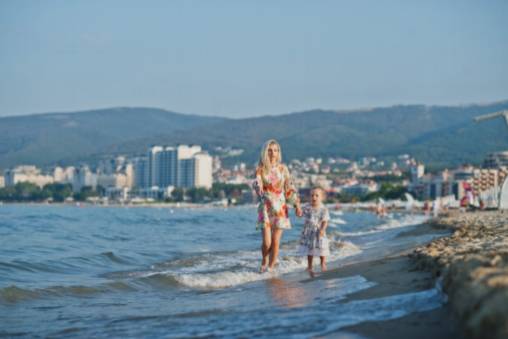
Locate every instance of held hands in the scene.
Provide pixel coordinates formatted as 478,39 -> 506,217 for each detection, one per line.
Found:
295,205 -> 303,217
319,228 -> 326,237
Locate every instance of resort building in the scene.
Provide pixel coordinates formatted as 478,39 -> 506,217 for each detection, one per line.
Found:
4,166 -> 54,188
53,166 -> 76,184
136,144 -> 213,190
483,151 -> 508,169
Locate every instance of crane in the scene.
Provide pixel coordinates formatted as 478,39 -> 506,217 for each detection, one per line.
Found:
474,110 -> 508,126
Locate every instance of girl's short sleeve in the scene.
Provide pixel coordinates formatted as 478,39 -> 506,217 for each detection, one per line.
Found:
322,208 -> 330,223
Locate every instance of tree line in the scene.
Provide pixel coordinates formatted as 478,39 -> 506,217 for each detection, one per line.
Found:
0,182 -> 252,203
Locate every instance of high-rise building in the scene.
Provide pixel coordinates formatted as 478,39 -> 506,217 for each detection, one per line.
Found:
73,166 -> 97,192
147,146 -> 163,187
124,163 -> 134,188
410,163 -> 425,183
159,147 -> 178,187
137,144 -> 212,189
133,157 -> 148,188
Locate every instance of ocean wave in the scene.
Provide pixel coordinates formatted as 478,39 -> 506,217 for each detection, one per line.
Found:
145,241 -> 361,289
337,214 -> 429,237
0,251 -> 134,277
0,281 -> 136,304
329,217 -> 347,225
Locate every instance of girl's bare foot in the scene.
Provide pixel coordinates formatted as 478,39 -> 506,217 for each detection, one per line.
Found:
321,264 -> 327,272
307,268 -> 315,278
260,265 -> 267,273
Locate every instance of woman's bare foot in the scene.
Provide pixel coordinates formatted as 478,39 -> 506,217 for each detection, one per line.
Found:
307,268 -> 315,278
260,256 -> 269,273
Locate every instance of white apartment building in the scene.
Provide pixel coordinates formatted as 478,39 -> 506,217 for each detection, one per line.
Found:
73,166 -> 97,192
4,166 -> 54,187
193,152 -> 213,189
53,166 -> 75,184
138,144 -> 213,189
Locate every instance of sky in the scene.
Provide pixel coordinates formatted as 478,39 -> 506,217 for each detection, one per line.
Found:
0,0 -> 507,118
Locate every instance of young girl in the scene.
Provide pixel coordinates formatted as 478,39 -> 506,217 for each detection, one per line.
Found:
254,139 -> 302,273
298,187 -> 330,277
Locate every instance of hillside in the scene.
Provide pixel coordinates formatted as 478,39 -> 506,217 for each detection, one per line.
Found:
108,101 -> 508,167
0,107 -> 228,168
1,101 -> 508,169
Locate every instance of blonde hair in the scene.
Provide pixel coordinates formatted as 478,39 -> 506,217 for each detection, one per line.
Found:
258,139 -> 282,173
310,186 -> 326,201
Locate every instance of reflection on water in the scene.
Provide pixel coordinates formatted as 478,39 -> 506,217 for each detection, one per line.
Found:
267,278 -> 310,308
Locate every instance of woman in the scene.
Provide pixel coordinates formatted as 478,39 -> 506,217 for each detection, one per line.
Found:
254,139 -> 302,272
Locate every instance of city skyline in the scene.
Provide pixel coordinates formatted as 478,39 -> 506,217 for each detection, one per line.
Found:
1,1 -> 507,118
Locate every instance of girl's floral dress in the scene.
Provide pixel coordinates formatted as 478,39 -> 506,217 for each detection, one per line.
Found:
254,164 -> 299,230
298,204 -> 330,256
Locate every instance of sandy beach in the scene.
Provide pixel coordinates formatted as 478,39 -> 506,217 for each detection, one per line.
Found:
307,210 -> 508,339
411,211 -> 508,339
313,253 -> 462,338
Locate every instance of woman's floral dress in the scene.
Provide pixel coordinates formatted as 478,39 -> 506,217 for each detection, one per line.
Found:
254,164 -> 299,230
298,204 -> 330,256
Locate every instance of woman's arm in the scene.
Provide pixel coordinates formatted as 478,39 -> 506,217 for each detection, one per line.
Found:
253,167 -> 264,198
283,165 -> 302,215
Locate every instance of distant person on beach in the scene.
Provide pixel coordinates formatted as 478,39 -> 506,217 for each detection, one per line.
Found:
298,187 -> 330,277
375,198 -> 387,218
432,198 -> 441,218
254,139 -> 302,273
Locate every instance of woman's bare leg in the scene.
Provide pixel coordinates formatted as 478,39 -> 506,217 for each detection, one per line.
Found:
268,228 -> 283,269
260,226 -> 272,272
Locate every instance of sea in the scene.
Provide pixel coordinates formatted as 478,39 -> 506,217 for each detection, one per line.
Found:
0,204 -> 448,338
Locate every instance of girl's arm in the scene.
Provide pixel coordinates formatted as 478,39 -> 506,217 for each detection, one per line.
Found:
319,220 -> 328,237
320,208 -> 330,236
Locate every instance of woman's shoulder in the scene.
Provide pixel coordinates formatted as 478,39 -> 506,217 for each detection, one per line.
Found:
278,163 -> 289,173
255,166 -> 264,176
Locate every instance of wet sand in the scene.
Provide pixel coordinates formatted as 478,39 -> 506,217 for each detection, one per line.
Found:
315,253 -> 463,339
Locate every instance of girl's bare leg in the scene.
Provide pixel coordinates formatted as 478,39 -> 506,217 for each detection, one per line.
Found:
268,228 -> 283,269
307,256 -> 315,277
320,256 -> 327,272
260,226 -> 272,272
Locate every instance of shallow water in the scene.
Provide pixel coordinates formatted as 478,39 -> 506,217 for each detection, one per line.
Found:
0,205 -> 446,338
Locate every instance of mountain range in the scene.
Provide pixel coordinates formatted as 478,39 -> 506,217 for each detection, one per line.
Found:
1,101 -> 508,170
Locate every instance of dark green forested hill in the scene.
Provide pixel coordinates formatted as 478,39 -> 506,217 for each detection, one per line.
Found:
0,107 -> 228,168
1,101 -> 508,169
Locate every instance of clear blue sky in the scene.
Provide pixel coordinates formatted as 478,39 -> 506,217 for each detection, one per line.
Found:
1,0 -> 507,118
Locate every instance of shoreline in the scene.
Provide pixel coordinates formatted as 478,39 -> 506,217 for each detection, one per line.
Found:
311,251 -> 463,338
411,210 -> 508,339
0,201 -> 429,214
